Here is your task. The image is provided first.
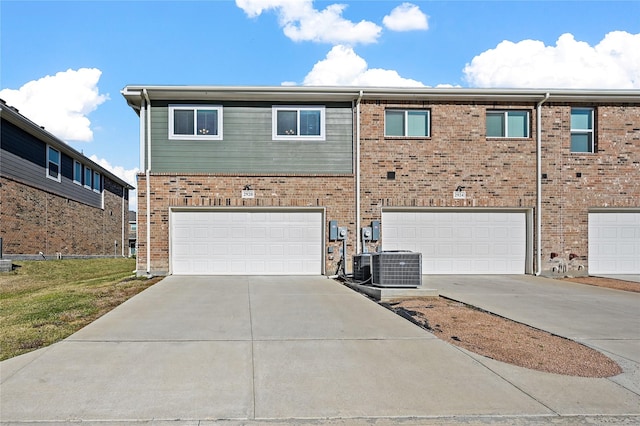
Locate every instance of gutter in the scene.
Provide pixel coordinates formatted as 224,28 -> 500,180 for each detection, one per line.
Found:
536,93 -> 550,275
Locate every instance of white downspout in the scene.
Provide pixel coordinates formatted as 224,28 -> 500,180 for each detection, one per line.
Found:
355,90 -> 363,257
121,190 -> 125,257
536,93 -> 550,275
143,89 -> 152,275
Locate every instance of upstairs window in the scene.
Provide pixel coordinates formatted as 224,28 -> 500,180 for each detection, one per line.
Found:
272,106 -> 325,140
385,110 -> 430,137
93,171 -> 101,192
486,111 -> 529,138
571,108 -> 594,153
169,105 -> 223,140
84,167 -> 93,190
73,160 -> 82,185
47,146 -> 61,181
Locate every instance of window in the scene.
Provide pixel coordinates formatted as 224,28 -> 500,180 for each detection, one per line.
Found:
571,108 -> 594,153
93,171 -> 101,192
47,146 -> 61,181
486,111 -> 529,138
272,106 -> 325,140
385,110 -> 430,137
169,105 -> 223,140
84,167 -> 93,189
73,160 -> 82,185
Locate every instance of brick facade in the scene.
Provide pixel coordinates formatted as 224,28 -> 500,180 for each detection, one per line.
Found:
0,176 -> 129,258
136,173 -> 355,275
125,87 -> 639,277
358,100 -> 640,275
540,104 -> 640,273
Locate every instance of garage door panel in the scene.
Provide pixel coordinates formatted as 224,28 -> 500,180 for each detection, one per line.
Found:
171,210 -> 322,275
589,212 -> 640,274
383,211 -> 526,274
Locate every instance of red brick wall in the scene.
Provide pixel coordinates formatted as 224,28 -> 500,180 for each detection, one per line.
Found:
358,100 -> 640,274
0,177 -> 128,257
137,173 -> 355,275
540,104 -> 640,273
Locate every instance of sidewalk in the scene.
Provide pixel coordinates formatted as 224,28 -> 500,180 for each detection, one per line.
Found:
2,275 -> 639,424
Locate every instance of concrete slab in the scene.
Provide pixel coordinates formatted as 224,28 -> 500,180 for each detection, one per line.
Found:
460,349 -> 640,416
250,292 -> 432,340
70,275 -> 252,341
343,281 -> 439,301
253,339 -> 552,419
1,341 -> 254,421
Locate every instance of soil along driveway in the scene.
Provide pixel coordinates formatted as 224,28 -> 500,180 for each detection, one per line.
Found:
1,275 -> 639,423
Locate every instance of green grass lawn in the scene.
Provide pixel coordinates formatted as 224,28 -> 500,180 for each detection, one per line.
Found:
0,258 -> 160,361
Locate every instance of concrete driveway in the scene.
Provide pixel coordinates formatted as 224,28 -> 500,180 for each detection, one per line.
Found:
1,275 -> 639,425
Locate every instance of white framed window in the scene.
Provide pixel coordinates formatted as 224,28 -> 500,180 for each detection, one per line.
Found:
169,105 -> 223,140
47,146 -> 61,182
385,110 -> 430,137
84,167 -> 93,190
73,160 -> 82,185
272,106 -> 325,140
486,110 -> 530,138
571,108 -> 594,153
93,171 -> 101,193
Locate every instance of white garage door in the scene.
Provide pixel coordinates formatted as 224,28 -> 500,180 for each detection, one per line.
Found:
589,212 -> 640,274
171,210 -> 323,275
382,211 -> 527,274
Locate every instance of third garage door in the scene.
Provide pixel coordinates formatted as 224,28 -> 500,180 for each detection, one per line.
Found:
382,210 -> 528,274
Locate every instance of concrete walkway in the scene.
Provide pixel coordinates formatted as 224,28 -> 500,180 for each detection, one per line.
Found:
1,275 -> 639,425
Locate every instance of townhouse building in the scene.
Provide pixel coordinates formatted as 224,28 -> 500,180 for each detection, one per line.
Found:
122,86 -> 639,277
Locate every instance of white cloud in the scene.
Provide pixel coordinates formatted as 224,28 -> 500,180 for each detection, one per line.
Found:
236,0 -> 381,44
302,45 -> 425,87
0,68 -> 108,141
89,155 -> 139,211
464,31 -> 640,89
383,3 -> 428,32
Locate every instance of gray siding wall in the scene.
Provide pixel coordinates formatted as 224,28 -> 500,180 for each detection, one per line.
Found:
149,102 -> 353,174
1,119 -> 104,208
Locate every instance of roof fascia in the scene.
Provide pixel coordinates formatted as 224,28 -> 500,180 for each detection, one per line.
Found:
121,85 -> 640,108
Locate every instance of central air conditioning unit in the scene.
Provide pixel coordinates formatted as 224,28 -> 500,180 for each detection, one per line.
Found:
371,251 -> 422,288
352,253 -> 372,282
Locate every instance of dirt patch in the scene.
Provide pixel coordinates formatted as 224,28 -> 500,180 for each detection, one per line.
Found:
381,275 -> 631,378
561,276 -> 640,293
384,297 -> 621,378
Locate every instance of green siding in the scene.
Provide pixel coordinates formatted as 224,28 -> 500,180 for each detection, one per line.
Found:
150,103 -> 353,174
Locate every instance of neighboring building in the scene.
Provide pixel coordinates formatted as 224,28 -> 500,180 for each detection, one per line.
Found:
128,210 -> 137,257
0,100 -> 134,259
122,86 -> 640,277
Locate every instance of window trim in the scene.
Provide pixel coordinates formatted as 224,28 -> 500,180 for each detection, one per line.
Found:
384,109 -> 431,138
46,145 -> 61,182
73,160 -> 82,185
486,110 -> 530,139
570,107 -> 595,153
168,104 -> 223,140
272,106 -> 326,141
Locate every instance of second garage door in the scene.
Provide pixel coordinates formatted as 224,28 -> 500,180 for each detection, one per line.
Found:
588,211 -> 640,274
382,210 -> 528,274
171,209 -> 323,275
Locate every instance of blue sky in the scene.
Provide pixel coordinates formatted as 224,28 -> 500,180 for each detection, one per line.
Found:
2,1 -> 639,210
